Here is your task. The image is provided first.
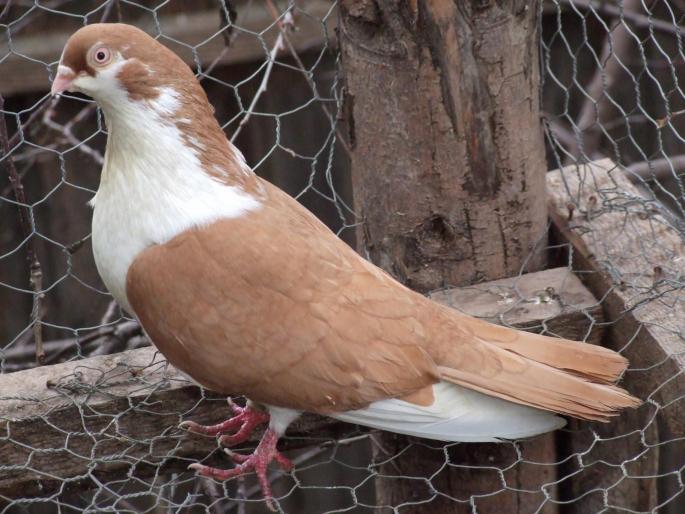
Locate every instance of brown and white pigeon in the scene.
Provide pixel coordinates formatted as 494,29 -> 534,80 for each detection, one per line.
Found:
52,23 -> 639,507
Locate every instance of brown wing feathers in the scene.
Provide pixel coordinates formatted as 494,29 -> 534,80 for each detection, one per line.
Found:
127,180 -> 639,422
427,306 -> 639,421
454,314 -> 629,384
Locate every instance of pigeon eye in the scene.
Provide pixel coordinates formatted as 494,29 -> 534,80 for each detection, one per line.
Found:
91,46 -> 112,66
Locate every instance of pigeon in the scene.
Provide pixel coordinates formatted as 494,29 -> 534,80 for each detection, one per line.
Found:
51,23 -> 640,508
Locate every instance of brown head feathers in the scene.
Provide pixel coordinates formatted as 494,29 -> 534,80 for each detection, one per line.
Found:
61,23 -> 257,192
61,23 -> 194,100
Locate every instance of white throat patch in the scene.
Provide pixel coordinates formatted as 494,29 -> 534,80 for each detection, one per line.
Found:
90,86 -> 260,314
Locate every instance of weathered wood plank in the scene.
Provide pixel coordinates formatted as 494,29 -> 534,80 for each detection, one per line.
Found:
547,158 -> 685,427
0,266 -> 602,500
0,1 -> 335,96
429,266 -> 603,344
547,158 -> 685,513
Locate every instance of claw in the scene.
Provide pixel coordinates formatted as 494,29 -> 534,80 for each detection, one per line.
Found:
226,397 -> 242,414
218,413 -> 266,446
223,448 -> 251,464
179,417 -> 242,436
178,399 -> 269,441
190,428 -> 292,511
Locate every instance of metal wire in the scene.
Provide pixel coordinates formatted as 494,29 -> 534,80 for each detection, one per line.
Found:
1,1 -> 683,513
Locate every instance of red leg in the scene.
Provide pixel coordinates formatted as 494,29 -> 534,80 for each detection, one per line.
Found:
179,398 -> 269,441
189,428 -> 293,511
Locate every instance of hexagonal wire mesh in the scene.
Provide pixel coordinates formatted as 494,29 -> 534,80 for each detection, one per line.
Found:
0,1 -> 683,513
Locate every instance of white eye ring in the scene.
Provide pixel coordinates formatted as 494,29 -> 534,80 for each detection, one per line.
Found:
91,46 -> 112,66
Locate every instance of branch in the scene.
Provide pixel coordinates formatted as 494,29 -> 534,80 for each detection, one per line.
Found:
553,0 -> 685,39
0,93 -> 45,365
1,321 -> 144,370
0,0 -> 12,22
264,0 -> 351,158
563,0 -> 643,163
230,10 -> 292,142
625,155 -> 685,182
42,100 -> 104,165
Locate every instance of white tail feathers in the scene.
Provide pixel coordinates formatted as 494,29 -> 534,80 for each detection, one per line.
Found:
331,381 -> 566,442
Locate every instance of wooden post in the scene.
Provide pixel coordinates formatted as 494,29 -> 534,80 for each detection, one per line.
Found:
339,0 -> 547,292
339,1 -> 551,512
547,159 -> 685,513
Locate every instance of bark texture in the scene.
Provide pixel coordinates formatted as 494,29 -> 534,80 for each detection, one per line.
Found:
341,0 -> 547,292
340,1 -> 551,512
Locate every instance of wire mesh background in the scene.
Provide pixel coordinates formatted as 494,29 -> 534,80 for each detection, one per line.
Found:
1,1 -> 684,513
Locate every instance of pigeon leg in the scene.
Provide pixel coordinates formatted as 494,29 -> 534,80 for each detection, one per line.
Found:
189,427 -> 293,511
179,398 -> 269,440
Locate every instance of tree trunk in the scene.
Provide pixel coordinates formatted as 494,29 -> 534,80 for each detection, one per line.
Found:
340,1 -> 551,512
340,0 -> 546,292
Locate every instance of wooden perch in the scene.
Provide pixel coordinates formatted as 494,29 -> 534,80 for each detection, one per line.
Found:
547,158 -> 685,512
0,266 -> 602,499
547,158 -> 684,425
0,1 -> 335,96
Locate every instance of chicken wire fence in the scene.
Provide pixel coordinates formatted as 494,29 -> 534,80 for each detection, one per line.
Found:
0,0 -> 684,513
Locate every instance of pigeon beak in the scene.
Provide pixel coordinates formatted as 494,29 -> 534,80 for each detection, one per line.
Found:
51,66 -> 76,96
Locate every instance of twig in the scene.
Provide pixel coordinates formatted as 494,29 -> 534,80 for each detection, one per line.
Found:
1,321 -> 143,366
7,96 -> 52,149
0,0 -> 12,22
196,1 -> 245,82
230,11 -> 292,142
236,478 -> 247,514
555,0 -> 685,39
218,0 -> 239,48
625,155 -> 685,182
656,108 -> 685,128
99,0 -> 121,23
545,117 -> 592,156
0,149 -> 44,197
0,93 -> 45,365
100,299 -> 121,326
563,0 -> 642,164
42,100 -> 104,165
88,321 -> 141,357
199,477 -> 225,514
65,233 -> 91,254
264,0 -> 351,157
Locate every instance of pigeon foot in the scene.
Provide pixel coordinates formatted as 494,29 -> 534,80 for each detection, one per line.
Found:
179,398 -> 269,444
189,427 -> 293,511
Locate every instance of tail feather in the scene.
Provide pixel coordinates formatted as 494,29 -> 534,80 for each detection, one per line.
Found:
455,314 -> 629,385
438,354 -> 639,422
332,381 -> 567,442
431,308 -> 640,422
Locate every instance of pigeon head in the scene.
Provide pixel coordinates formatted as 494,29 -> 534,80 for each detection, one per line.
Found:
51,23 -> 197,108
51,23 -> 255,197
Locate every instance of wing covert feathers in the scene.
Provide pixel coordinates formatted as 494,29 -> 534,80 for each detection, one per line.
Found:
127,180 -> 639,422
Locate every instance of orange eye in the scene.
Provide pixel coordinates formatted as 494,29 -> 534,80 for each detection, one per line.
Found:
91,46 -> 112,66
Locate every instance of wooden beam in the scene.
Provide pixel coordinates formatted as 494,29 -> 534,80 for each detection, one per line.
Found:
547,158 -> 685,513
0,266 -> 601,500
429,266 -> 603,343
0,1 -> 335,96
547,159 -> 684,428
